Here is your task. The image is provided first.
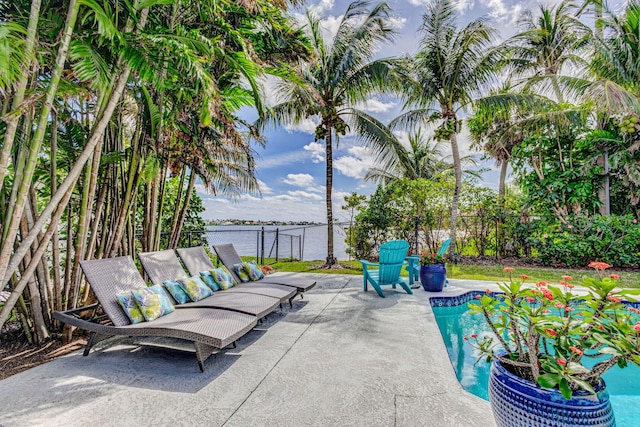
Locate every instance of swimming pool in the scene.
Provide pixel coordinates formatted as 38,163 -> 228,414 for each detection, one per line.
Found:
430,291 -> 640,426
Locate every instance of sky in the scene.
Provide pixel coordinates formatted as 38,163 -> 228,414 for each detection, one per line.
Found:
196,0 -> 590,223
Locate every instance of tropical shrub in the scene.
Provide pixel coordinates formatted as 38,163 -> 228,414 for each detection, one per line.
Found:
530,215 -> 640,267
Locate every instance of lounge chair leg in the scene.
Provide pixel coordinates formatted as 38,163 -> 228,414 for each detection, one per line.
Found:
300,293 -> 304,300
232,341 -> 237,349
198,360 -> 205,373
83,332 -> 97,356
279,302 -> 283,310
289,297 -> 294,308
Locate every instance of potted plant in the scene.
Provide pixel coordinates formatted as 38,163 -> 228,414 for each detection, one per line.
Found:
418,252 -> 447,292
466,263 -> 640,427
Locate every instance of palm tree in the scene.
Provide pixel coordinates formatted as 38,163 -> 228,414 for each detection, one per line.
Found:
505,1 -> 590,102
392,0 -> 498,255
266,1 -> 403,266
365,128 -> 479,184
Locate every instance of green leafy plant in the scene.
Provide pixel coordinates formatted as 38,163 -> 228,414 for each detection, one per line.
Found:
467,263 -> 640,399
419,252 -> 447,266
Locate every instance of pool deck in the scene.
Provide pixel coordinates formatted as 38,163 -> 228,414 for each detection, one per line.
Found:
0,274 -> 498,427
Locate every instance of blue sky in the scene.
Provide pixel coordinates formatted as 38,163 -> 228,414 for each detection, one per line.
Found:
197,0 -> 590,223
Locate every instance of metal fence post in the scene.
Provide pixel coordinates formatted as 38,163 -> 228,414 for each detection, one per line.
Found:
275,228 -> 279,262
188,231 -> 192,247
414,216 -> 419,253
261,226 -> 265,264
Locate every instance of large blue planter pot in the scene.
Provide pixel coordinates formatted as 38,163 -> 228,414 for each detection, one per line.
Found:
489,358 -> 615,427
419,264 -> 446,292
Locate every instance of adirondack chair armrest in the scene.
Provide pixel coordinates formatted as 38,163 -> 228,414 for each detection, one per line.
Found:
359,260 -> 379,269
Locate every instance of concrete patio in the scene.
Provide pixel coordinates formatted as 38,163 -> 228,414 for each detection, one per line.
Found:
0,274 -> 496,427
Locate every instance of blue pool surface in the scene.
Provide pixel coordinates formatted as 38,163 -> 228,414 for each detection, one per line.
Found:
431,292 -> 640,426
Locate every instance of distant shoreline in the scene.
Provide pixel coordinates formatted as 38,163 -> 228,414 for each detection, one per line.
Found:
205,220 -> 324,226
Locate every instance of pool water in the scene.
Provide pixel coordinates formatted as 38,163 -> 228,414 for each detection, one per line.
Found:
432,296 -> 640,426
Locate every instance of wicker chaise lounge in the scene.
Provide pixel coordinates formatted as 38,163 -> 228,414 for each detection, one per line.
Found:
210,244 -> 316,297
138,250 -> 280,320
52,256 -> 256,372
175,246 -> 298,306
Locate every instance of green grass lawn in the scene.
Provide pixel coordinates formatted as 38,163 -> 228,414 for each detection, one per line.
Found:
264,258 -> 640,288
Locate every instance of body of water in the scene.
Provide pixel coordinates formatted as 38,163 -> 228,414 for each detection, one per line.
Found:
431,293 -> 640,426
204,225 -> 349,262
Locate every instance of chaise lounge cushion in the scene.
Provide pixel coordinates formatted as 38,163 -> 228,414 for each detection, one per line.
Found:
245,261 -> 264,281
162,280 -> 191,304
212,267 -> 236,290
232,263 -> 251,282
177,276 -> 213,302
199,271 -> 220,291
116,292 -> 145,324
131,285 -> 175,321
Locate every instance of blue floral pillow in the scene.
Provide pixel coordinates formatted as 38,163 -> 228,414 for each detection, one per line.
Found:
178,276 -> 212,301
162,280 -> 190,304
131,285 -> 175,322
212,267 -> 235,290
116,291 -> 145,324
233,263 -> 251,283
244,261 -> 264,281
199,271 -> 220,291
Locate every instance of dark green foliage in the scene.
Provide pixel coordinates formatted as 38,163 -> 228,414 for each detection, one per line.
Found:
530,215 -> 640,267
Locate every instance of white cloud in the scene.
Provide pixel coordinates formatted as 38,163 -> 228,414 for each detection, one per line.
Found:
388,16 -> 407,30
258,150 -> 311,170
282,191 -> 324,201
309,0 -> 335,16
486,0 -> 523,26
283,173 -> 315,187
284,117 -> 319,135
304,141 -> 325,163
319,15 -> 343,42
257,179 -> 273,195
357,98 -> 396,114
457,0 -> 475,12
333,146 -> 378,179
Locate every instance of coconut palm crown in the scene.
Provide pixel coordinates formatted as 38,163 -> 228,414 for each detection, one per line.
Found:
391,0 -> 499,255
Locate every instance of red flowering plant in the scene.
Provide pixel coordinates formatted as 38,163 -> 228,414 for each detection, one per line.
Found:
419,252 -> 447,266
467,262 -> 640,400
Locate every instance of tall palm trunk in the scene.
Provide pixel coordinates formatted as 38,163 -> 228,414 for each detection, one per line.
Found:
448,128 -> 462,256
153,163 -> 168,251
325,128 -> 336,266
50,111 -> 62,312
0,0 -> 42,193
167,167 -> 186,246
498,160 -> 508,205
169,170 -> 195,249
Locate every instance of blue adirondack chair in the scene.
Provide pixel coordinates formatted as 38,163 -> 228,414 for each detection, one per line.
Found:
359,240 -> 413,298
406,238 -> 452,287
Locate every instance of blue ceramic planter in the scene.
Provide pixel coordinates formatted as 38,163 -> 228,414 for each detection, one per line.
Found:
489,358 -> 615,427
419,264 -> 446,292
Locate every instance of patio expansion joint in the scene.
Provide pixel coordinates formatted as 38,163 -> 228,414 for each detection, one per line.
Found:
220,278 -> 351,426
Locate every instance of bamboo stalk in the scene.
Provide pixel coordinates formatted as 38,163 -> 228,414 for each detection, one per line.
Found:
0,178 -> 77,330
169,169 -> 195,248
0,0 -> 81,284
0,5 -> 151,288
0,0 -> 43,193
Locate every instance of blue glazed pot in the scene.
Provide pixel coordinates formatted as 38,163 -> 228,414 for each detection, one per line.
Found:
419,264 -> 446,292
489,358 -> 615,427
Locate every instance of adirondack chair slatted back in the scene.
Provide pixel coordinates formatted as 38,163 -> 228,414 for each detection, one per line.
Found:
378,240 -> 409,285
437,238 -> 452,256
